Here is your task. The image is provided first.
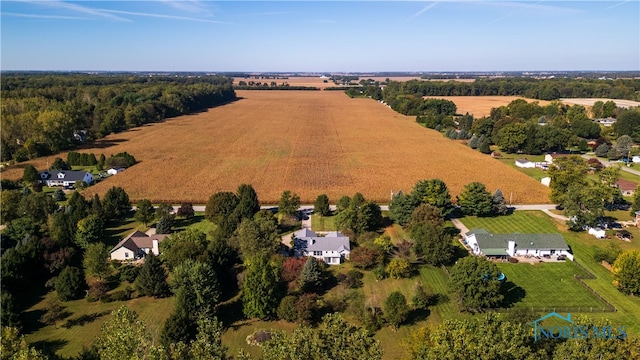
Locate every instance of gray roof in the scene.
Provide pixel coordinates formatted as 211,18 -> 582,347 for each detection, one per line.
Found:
40,170 -> 90,182
467,228 -> 569,255
516,158 -> 532,164
110,230 -> 170,253
293,228 -> 350,254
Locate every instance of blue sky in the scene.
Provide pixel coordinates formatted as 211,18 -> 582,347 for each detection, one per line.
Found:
1,1 -> 638,72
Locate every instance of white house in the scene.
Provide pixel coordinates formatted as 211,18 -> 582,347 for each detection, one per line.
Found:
632,156 -> 640,164
110,230 -> 170,261
107,167 -> 125,175
465,228 -> 573,260
544,153 -> 571,164
515,158 -> 535,168
588,227 -> 606,239
40,170 -> 93,187
293,228 -> 350,265
595,118 -> 616,127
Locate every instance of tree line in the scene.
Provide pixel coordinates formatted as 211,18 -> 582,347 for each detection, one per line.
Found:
1,73 -> 236,162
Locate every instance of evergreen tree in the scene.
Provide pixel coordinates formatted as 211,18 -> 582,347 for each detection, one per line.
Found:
50,157 -> 71,170
492,189 -> 509,216
631,185 -> 640,216
102,186 -> 131,220
156,216 -> 172,234
242,255 -> 282,320
22,165 -> 39,183
468,134 -> 480,149
314,194 -> 331,216
134,252 -> 170,298
278,190 -> 300,216
55,266 -> 85,301
478,138 -> 492,154
134,199 -> 155,226
235,183 -> 260,220
384,291 -> 409,329
299,257 -> 323,293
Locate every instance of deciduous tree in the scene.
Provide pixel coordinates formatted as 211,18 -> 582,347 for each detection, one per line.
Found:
83,242 -> 110,279
314,194 -> 331,216
94,306 -> 163,360
278,190 -> 300,216
134,199 -> 155,227
450,256 -> 503,312
384,291 -> 409,329
612,250 -> 640,295
55,266 -> 85,301
242,255 -> 283,320
457,182 -> 494,217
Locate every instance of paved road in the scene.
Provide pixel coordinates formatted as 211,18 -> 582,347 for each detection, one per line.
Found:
581,154 -> 640,176
173,204 -> 549,213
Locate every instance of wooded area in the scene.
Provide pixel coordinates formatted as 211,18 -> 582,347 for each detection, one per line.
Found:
1,73 -> 236,161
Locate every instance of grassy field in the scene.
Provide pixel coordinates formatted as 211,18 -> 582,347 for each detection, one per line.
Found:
3,91 -> 550,205
461,210 -> 560,234
310,214 -> 337,231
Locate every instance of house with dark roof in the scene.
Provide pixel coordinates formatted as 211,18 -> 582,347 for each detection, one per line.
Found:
465,228 -> 573,260
293,228 -> 350,265
110,230 -> 170,261
40,170 -> 94,187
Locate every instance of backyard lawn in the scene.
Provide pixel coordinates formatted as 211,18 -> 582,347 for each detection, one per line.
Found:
461,210 -> 560,234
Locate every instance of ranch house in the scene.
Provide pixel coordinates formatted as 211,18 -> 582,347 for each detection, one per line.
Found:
293,228 -> 350,265
465,228 -> 573,260
39,170 -> 94,187
110,230 -> 170,261
515,158 -> 535,168
616,179 -> 637,197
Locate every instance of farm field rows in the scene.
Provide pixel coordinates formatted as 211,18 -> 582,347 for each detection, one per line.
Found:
3,91 -> 550,204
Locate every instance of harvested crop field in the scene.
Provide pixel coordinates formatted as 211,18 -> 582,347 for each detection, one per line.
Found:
560,98 -> 640,109
424,96 -> 550,118
4,91 -> 550,204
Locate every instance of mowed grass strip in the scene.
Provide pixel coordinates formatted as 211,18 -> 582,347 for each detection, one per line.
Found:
460,211 -> 560,234
497,262 -> 604,309
310,214 -> 337,231
3,91 -> 550,204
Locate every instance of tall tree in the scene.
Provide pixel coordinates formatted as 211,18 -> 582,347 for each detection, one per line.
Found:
457,182 -> 494,217
22,165 -> 40,183
134,199 -> 155,227
134,252 -> 170,298
612,250 -> 640,295
278,190 -> 300,216
177,203 -> 195,218
314,194 -> 331,216
235,183 -> 260,220
410,222 -> 454,266
75,214 -> 104,249
492,189 -> 509,216
205,191 -> 240,237
170,259 -> 221,318
242,255 -> 283,320
55,266 -> 85,301
299,257 -> 323,293
631,185 -> 640,216
94,306 -> 163,360
232,214 -> 280,260
101,186 -> 131,220
450,256 -> 503,312
384,291 -> 410,329
548,156 -> 589,203
83,242 -> 110,279
260,313 -> 382,360
411,179 -> 454,216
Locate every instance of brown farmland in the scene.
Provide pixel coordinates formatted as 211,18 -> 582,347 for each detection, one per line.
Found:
4,91 -> 550,204
424,96 -> 551,118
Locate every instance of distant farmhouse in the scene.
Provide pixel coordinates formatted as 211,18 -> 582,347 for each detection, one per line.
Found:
515,158 -> 535,169
616,179 -> 637,197
39,170 -> 93,187
110,230 -> 170,261
465,228 -> 573,260
293,228 -> 350,265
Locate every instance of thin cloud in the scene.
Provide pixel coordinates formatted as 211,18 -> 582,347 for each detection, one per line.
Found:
605,1 -> 631,10
2,11 -> 87,20
485,0 -> 545,25
160,0 -> 212,15
407,2 -> 438,22
99,9 -> 228,24
15,0 -> 130,21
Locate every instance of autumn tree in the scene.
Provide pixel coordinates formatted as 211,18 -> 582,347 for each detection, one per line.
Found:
450,256 -> 503,312
612,250 -> 640,295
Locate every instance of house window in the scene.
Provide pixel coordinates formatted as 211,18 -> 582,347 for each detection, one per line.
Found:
125,253 -> 129,258
313,251 -> 322,256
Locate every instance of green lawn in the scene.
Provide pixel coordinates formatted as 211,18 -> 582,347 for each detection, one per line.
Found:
311,214 -> 337,231
461,210 -> 560,234
497,261 -> 605,310
462,210 -> 640,335
497,154 -> 548,181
